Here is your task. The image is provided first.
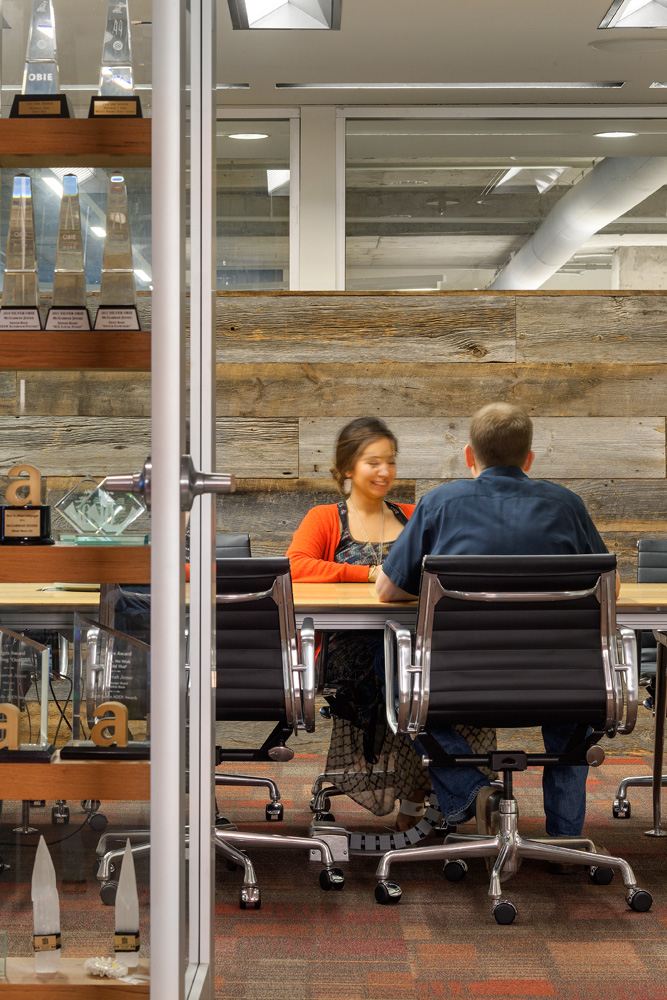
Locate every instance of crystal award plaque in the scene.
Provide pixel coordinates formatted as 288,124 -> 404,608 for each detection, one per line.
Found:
61,611 -> 150,760
0,627 -> 54,762
0,176 -> 42,331
0,465 -> 55,545
10,0 -> 73,118
94,175 -> 141,330
45,175 -> 92,331
89,1 -> 142,118
54,476 -> 146,540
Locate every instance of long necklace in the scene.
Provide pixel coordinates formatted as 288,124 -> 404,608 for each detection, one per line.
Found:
347,498 -> 385,565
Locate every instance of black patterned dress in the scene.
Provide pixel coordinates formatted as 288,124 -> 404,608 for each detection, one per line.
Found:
322,500 -> 432,815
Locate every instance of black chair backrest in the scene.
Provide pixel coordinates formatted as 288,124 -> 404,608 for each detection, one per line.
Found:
216,532 -> 251,559
637,539 -> 667,583
421,553 -> 617,730
215,557 -> 292,723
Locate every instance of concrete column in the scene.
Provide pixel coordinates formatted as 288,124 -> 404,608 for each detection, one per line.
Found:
298,106 -> 341,289
612,246 -> 667,290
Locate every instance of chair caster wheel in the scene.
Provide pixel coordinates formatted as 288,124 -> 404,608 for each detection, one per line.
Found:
100,881 -> 118,906
319,867 -> 345,891
443,860 -> 467,882
51,806 -> 69,824
317,812 -> 336,823
88,812 -> 108,832
216,816 -> 232,828
627,888 -> 652,912
613,800 -> 631,819
265,802 -> 283,822
493,900 -> 517,925
375,880 -> 401,904
239,886 -> 261,910
589,865 -> 614,885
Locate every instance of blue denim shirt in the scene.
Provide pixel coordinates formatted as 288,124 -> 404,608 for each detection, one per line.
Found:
382,465 -> 608,596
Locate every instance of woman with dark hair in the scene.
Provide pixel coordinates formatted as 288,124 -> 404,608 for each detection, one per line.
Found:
286,417 -> 431,829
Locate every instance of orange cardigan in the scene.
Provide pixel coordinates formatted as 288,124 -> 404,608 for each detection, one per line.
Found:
286,502 -> 415,582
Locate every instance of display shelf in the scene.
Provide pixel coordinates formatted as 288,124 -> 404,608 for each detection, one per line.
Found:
0,332 -> 151,371
0,546 -> 150,585
0,754 -> 150,800
3,958 -> 149,997
0,119 -> 151,168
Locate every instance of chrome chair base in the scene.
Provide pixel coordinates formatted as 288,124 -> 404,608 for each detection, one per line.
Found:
613,774 -> 667,836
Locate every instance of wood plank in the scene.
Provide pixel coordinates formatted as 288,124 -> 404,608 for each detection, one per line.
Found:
16,373 -> 151,417
0,333 -> 151,372
0,756 -> 150,799
517,295 -> 667,363
0,546 -> 150,584
3,959 -> 149,997
0,371 -> 15,414
0,417 -> 150,476
601,530 -> 667,580
216,419 -> 298,478
300,417 -> 665,480
0,119 -> 151,167
216,293 -> 515,363
216,362 -> 667,418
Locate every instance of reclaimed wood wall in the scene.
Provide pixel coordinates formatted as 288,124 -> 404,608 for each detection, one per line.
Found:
1,290 -> 665,577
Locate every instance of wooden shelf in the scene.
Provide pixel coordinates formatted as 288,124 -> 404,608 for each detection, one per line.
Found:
0,546 -> 150,584
0,754 -> 150,800
0,119 -> 151,168
0,332 -> 151,371
4,959 -> 149,997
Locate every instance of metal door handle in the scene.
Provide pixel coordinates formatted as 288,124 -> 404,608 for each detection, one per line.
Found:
105,455 -> 236,511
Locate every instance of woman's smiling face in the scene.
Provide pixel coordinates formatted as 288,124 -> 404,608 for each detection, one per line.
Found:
348,436 -> 397,500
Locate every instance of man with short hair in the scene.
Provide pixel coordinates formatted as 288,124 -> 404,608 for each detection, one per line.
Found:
376,402 -> 617,843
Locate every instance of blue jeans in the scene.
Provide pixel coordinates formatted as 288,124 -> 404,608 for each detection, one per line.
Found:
415,723 -> 589,837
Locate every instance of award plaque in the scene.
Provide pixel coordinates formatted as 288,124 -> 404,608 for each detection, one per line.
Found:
0,175 -> 43,331
61,611 -> 150,760
54,475 -> 146,540
94,175 -> 141,330
10,0 -> 73,119
45,175 -> 92,331
0,627 -> 54,762
0,465 -> 55,546
88,1 -> 142,119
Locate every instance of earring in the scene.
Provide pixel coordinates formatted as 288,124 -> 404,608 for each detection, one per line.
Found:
344,478 -> 352,494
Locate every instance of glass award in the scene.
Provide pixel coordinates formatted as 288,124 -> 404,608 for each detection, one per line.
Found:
10,0 -> 73,118
94,175 -> 141,330
61,612 -> 150,759
0,627 -> 54,762
45,175 -> 92,331
89,1 -> 142,118
0,176 -> 42,331
0,465 -> 54,546
54,476 -> 146,543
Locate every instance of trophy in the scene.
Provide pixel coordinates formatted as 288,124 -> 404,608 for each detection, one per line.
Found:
45,175 -> 92,331
0,627 -> 54,762
54,475 -> 147,544
89,1 -> 142,118
94,175 -> 141,330
10,0 -> 73,118
0,465 -> 55,545
61,611 -> 150,760
0,175 -> 42,331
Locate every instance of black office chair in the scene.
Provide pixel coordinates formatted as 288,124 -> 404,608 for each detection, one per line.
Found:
373,554 -> 652,924
613,538 -> 667,821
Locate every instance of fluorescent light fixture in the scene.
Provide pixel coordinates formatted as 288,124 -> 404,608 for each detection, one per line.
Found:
275,81 -> 625,90
599,0 -> 667,28
91,226 -> 107,238
228,0 -> 341,29
595,130 -> 638,137
43,177 -> 63,196
651,81 -> 667,86
134,269 -> 151,283
267,169 -> 290,195
228,132 -> 269,140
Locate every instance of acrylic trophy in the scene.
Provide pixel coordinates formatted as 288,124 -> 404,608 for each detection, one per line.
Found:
0,627 -> 54,762
89,1 -> 142,118
94,175 -> 141,330
0,175 -> 43,331
61,611 -> 150,760
0,465 -> 54,546
10,0 -> 73,118
45,175 -> 92,331
54,476 -> 147,544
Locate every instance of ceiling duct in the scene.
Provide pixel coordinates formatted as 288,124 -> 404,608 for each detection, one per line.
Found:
489,157 -> 667,290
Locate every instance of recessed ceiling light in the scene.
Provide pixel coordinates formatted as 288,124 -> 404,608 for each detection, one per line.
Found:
275,81 -> 625,90
599,0 -> 667,29
227,132 -> 269,140
228,0 -> 341,29
594,130 -> 638,137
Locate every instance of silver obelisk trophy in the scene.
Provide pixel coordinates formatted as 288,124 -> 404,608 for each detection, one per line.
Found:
46,175 -> 92,331
0,175 -> 43,330
89,1 -> 142,118
10,0 -> 73,118
94,174 -> 141,330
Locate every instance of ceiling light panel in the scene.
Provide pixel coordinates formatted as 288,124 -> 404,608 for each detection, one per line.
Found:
599,0 -> 667,28
228,0 -> 341,29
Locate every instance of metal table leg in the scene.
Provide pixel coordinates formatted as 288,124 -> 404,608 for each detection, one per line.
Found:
646,634 -> 667,837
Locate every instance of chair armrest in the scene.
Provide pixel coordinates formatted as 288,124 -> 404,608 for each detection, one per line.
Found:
384,620 -> 414,735
295,617 -> 316,733
614,626 -> 638,735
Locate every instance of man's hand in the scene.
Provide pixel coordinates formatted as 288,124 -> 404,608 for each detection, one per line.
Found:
376,568 -> 418,603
